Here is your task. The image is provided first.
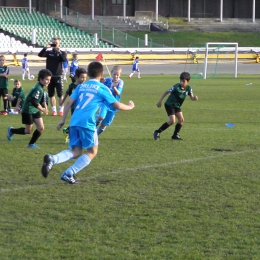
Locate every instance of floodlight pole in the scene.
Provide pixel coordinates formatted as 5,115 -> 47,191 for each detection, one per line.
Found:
253,0 -> 255,23
188,0 -> 191,22
60,0 -> 63,19
155,0 -> 158,22
92,0 -> 94,20
123,0 -> 126,20
29,0 -> 32,14
220,0 -> 223,22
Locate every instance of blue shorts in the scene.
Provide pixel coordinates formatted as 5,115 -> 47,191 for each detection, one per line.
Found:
98,106 -> 116,126
69,126 -> 98,149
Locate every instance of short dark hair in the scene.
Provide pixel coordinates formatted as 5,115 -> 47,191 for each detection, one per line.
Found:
87,62 -> 103,78
38,69 -> 52,81
75,68 -> 87,78
24,53 -> 27,57
180,72 -> 191,81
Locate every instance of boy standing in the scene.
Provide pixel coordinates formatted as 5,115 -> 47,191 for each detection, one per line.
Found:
38,37 -> 67,116
69,53 -> 79,83
7,79 -> 25,114
41,61 -> 135,184
96,65 -> 124,135
62,57 -> 69,81
0,55 -> 9,115
153,72 -> 198,141
129,56 -> 141,79
21,53 -> 30,80
7,69 -> 51,148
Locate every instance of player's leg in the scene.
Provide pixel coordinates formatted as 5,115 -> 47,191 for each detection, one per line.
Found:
153,104 -> 175,140
172,111 -> 184,140
137,68 -> 141,78
97,111 -> 115,135
27,113 -> 44,148
60,127 -> 98,183
129,69 -> 135,78
22,68 -> 25,80
7,113 -> 33,140
27,68 -> 30,80
48,78 -> 57,116
56,77 -> 64,116
3,89 -> 9,114
96,106 -> 107,127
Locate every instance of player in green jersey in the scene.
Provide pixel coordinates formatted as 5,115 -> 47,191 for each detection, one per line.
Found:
153,72 -> 198,141
7,69 -> 52,148
60,68 -> 87,143
0,55 -> 9,115
7,79 -> 25,114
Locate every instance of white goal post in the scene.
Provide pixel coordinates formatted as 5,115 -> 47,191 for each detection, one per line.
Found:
203,42 -> 238,79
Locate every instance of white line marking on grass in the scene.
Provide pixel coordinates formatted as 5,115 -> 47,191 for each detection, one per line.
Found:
1,148 -> 259,194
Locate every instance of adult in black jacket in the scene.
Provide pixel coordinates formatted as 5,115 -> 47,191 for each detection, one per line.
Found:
38,37 -> 67,116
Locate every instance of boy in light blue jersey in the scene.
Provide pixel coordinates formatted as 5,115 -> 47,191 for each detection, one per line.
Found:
96,65 -> 124,135
41,61 -> 135,184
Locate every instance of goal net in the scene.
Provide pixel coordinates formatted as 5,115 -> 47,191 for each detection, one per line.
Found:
185,42 -> 238,79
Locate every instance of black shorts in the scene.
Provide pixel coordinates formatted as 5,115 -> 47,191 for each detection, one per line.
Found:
0,88 -> 8,98
22,111 -> 42,125
47,76 -> 63,98
164,103 -> 181,116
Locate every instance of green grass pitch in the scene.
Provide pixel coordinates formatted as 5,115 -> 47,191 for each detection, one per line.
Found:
1,74 -> 260,259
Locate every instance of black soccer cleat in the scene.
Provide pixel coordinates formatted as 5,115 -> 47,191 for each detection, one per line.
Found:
153,130 -> 160,141
41,154 -> 54,178
172,134 -> 183,140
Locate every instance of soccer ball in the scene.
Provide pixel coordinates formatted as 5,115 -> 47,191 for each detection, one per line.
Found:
198,72 -> 203,77
30,75 -> 35,80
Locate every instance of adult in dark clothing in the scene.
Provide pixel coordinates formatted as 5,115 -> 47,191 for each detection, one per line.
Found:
38,37 -> 67,116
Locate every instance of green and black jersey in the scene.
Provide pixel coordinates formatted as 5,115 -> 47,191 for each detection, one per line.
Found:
0,66 -> 9,89
165,83 -> 193,108
21,83 -> 44,114
11,87 -> 26,107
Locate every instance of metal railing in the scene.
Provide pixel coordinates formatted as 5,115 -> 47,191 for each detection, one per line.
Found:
37,0 -> 173,48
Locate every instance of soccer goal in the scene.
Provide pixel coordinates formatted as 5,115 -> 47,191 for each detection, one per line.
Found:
185,42 -> 238,79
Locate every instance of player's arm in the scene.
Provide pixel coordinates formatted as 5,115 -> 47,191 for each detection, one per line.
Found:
190,95 -> 198,101
38,47 -> 48,57
156,90 -> 170,108
111,100 -> 134,111
14,98 -> 22,112
189,89 -> 198,101
0,67 -> 9,78
31,97 -> 48,114
57,97 -> 74,130
60,93 -> 69,106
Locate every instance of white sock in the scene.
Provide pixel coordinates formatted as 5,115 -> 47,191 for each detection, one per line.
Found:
52,106 -> 56,112
65,154 -> 91,176
59,106 -> 64,112
53,150 -> 74,164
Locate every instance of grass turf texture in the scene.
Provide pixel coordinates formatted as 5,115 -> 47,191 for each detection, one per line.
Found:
1,74 -> 260,259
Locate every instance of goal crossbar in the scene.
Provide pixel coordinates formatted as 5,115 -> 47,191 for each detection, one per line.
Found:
203,42 -> 238,79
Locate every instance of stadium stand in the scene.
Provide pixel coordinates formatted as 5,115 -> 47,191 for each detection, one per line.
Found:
0,7 -> 114,49
0,33 -> 33,49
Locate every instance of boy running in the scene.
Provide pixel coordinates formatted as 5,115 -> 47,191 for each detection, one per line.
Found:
41,61 -> 135,184
153,72 -> 198,141
129,56 -> 141,79
7,69 -> 51,148
96,65 -> 124,135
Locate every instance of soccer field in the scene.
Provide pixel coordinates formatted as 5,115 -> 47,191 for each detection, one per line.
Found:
1,74 -> 260,259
